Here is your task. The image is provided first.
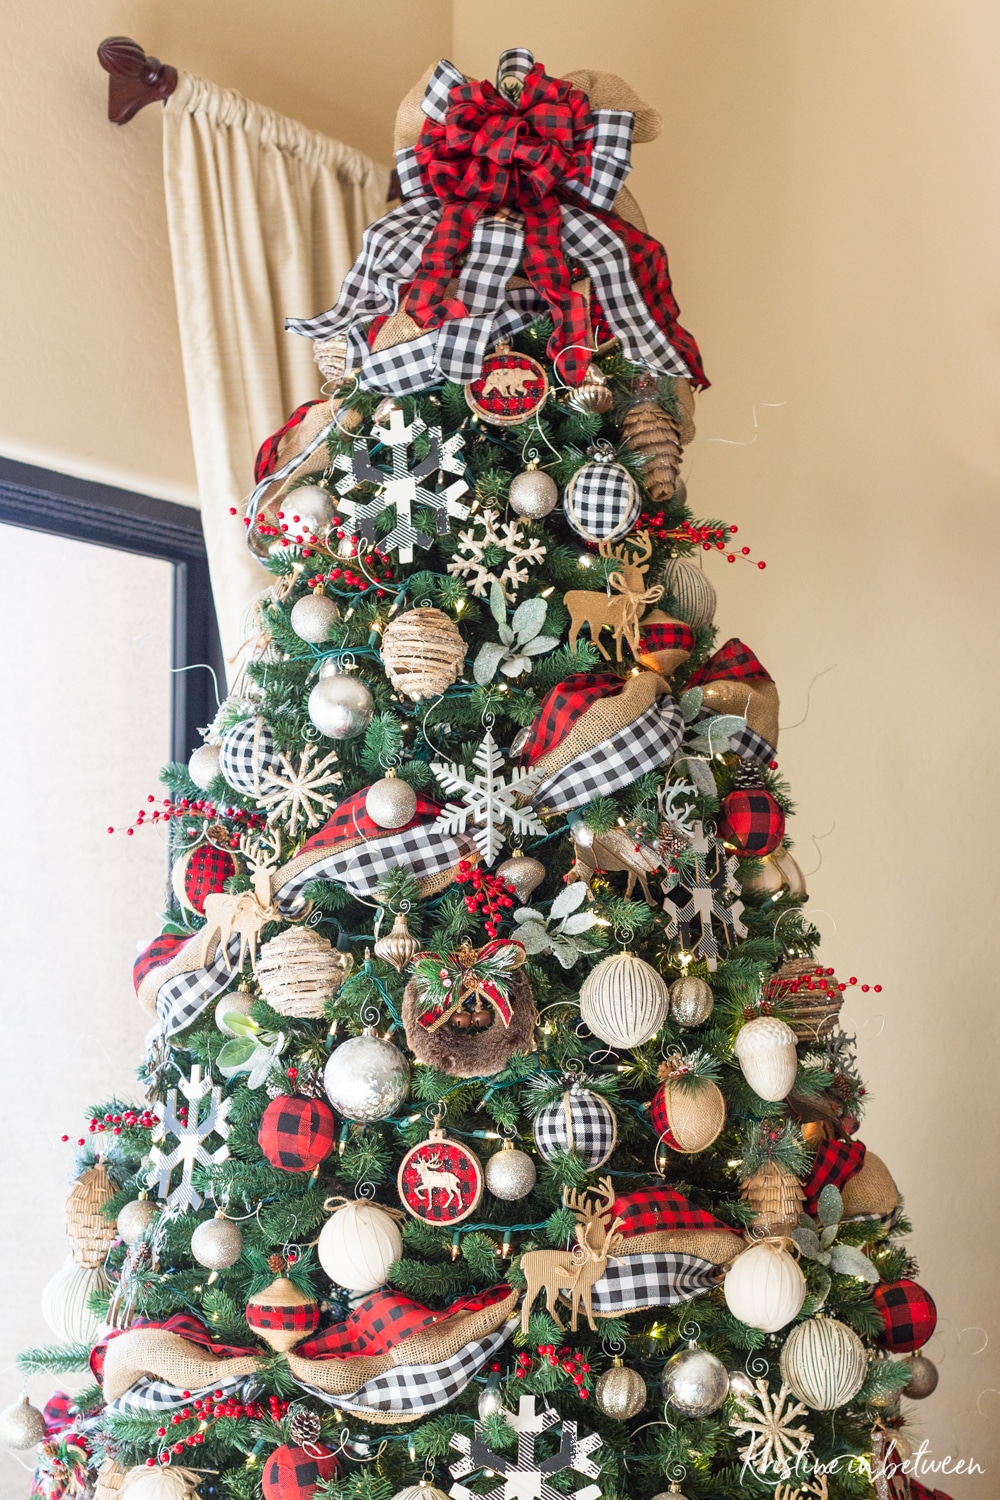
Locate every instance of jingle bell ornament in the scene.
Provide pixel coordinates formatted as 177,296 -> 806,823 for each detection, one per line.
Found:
734,1014 -> 799,1101
595,1359 -> 647,1419
661,1342 -> 729,1417
0,1396 -> 46,1449
397,1121 -> 484,1224
669,974 -> 714,1027
579,950 -> 669,1049
509,464 -> 558,519
187,741 -> 221,791
246,1274 -> 319,1352
290,590 -> 339,644
365,769 -> 418,829
317,1199 -> 403,1293
116,1195 -> 158,1245
323,1031 -> 410,1122
308,671 -> 374,739
485,1140 -> 537,1201
495,849 -> 546,903
374,910 -> 420,972
190,1210 -> 243,1270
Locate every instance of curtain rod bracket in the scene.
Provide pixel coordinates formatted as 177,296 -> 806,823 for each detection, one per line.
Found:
97,36 -> 178,125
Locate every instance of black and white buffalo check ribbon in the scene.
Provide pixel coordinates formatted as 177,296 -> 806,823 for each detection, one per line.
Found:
529,694 -> 683,814
562,1252 -> 721,1314
107,1375 -> 248,1417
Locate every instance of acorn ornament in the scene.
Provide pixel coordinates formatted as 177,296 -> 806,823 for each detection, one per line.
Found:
290,590 -> 339,644
374,910 -> 420,972
485,1140 -> 537,1201
734,1014 -> 799,1101
595,1359 -> 648,1419
0,1396 -> 46,1449
579,950 -> 670,1049
509,463 -> 558,519
668,974 -> 714,1027
495,850 -> 546,904
365,769 -> 418,829
190,1210 -> 243,1270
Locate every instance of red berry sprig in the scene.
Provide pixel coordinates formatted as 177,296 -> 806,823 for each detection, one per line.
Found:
85,1108 -> 157,1138
637,515 -> 768,570
455,860 -> 516,938
514,1346 -> 591,1400
107,794 -> 266,840
148,1393 -> 291,1466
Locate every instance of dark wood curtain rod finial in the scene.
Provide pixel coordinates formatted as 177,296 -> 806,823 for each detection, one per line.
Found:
97,36 -> 178,125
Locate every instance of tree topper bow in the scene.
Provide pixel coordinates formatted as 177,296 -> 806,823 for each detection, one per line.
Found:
410,938 -> 526,1032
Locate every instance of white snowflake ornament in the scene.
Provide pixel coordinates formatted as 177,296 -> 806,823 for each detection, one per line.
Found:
447,510 -> 547,601
147,1065 -> 230,1212
449,1395 -> 602,1500
431,731 -> 545,865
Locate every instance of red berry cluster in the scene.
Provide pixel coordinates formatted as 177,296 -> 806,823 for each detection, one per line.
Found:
148,1391 -> 290,1466
638,515 -> 768,570
107,794 -> 266,839
85,1108 -> 157,1139
514,1346 -> 591,1399
455,860 -> 516,937
768,964 -> 882,1000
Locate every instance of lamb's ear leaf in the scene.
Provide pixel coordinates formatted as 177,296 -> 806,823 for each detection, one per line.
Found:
551,882 -> 588,920
489,581 -> 507,628
511,596 -> 547,641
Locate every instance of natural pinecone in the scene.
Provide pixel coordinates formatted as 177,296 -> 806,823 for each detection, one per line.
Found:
657,823 -> 691,857
733,759 -> 765,790
829,1072 -> 854,1102
293,1060 -> 327,1099
673,376 -> 697,445
289,1410 -> 323,1445
266,1077 -> 292,1100
622,399 -> 683,505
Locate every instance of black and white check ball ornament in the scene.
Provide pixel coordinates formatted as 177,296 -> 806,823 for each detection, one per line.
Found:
532,1082 -> 617,1168
562,444 -> 641,542
219,716 -> 281,796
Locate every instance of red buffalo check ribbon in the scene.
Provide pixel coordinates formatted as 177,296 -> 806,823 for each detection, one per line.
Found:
411,939 -> 526,1032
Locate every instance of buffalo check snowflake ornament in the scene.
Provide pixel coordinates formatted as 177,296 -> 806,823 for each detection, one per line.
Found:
449,1395 -> 602,1500
333,405 -> 469,562
447,509 -> 547,601
661,818 -> 748,970
730,1378 -> 813,1479
432,731 -> 545,865
147,1065 -> 231,1212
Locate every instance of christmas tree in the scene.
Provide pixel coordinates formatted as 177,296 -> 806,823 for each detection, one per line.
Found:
9,47 -> 951,1500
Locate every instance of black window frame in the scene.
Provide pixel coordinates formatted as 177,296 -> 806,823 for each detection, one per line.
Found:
0,455 -> 224,762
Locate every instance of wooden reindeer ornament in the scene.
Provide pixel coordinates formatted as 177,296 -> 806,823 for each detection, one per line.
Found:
194,830 -> 282,974
567,828 -> 662,905
564,532 -> 663,661
520,1178 -> 624,1333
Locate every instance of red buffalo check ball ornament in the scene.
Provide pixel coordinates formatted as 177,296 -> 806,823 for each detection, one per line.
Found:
397,1125 -> 484,1224
716,788 -> 785,858
873,1278 -> 938,1353
261,1441 -> 339,1500
258,1095 -> 335,1173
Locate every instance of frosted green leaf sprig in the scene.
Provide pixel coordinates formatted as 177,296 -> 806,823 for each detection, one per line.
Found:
473,582 -> 560,685
512,882 -> 603,969
793,1183 -> 880,1283
216,1012 -> 287,1089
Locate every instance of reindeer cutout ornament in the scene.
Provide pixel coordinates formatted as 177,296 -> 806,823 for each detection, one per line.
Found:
397,1115 -> 484,1225
193,829 -> 282,974
564,532 -> 664,661
520,1179 -> 624,1333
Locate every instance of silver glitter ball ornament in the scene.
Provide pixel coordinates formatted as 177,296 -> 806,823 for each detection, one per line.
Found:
308,672 -> 374,739
595,1361 -> 648,1420
485,1143 -> 537,1201
495,852 -> 546,904
651,1489 -> 691,1500
324,1032 -> 410,1122
188,742 -> 221,791
215,990 -> 254,1036
509,466 -> 558,518
116,1197 -> 158,1245
903,1354 -> 939,1399
661,1344 -> 729,1417
669,974 -> 714,1028
290,593 -> 340,644
190,1212 -> 244,1270
0,1397 -> 47,1449
283,484 -> 334,538
365,772 -> 418,829
478,1377 -> 505,1419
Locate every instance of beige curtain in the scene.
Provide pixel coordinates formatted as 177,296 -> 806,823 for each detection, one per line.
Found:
162,73 -> 389,672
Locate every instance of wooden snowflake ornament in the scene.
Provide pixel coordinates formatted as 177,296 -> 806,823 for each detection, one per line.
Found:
730,1377 -> 814,1479
449,1395 -> 602,1500
257,743 -> 343,836
446,510 -> 547,600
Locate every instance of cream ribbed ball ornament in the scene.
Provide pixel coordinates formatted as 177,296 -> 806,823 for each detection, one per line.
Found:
116,1196 -> 158,1246
779,1316 -> 868,1410
365,770 -> 418,829
0,1396 -> 46,1449
733,1014 -> 799,1101
41,1257 -> 110,1343
579,951 -> 670,1049
668,974 -> 714,1027
119,1467 -> 203,1498
723,1240 -> 806,1332
318,1199 -> 404,1292
662,555 -> 716,631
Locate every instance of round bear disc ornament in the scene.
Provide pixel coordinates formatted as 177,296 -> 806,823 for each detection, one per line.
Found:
716,789 -> 786,858
258,1095 -> 336,1173
219,717 -> 281,796
262,1441 -> 339,1500
532,1083 -> 617,1168
779,1315 -> 868,1411
465,345 -> 549,427
563,445 -> 641,542
397,1125 -> 484,1225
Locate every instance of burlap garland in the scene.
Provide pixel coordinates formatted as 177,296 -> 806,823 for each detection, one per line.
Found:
526,670 -> 667,789
66,1163 -> 116,1270
624,1228 -> 746,1266
701,675 -> 780,750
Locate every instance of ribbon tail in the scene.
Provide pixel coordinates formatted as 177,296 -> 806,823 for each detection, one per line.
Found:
405,201 -> 483,330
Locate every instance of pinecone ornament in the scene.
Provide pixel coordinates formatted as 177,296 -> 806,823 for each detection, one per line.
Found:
288,1409 -> 322,1445
733,759 -> 765,790
293,1060 -> 327,1099
622,397 -> 683,505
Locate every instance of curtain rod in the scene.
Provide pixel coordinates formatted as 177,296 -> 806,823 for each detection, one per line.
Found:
97,37 -> 178,125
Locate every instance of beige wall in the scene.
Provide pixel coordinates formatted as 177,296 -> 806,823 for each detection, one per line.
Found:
3,0 -> 997,1490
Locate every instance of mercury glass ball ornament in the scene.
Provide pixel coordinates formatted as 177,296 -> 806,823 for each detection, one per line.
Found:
595,1360 -> 648,1420
116,1196 -> 158,1245
215,989 -> 255,1036
188,742 -> 221,791
485,1142 -> 537,1201
324,1032 -> 410,1122
190,1211 -> 244,1270
365,771 -> 418,829
668,974 -> 714,1028
0,1397 -> 47,1449
283,484 -> 334,537
903,1354 -> 939,1399
726,1367 -> 757,1402
308,672 -> 374,739
290,593 -> 340,644
509,465 -> 558,518
661,1343 -> 730,1417
495,851 -> 546,904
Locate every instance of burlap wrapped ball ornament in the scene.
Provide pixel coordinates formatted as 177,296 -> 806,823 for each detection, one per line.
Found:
716,789 -> 785,858
779,1316 -> 868,1410
733,1015 -> 799,1101
256,927 -> 352,1019
119,1469 -> 203,1498
317,1200 -> 404,1293
42,1257 -> 110,1343
381,607 -> 466,700
873,1280 -> 937,1353
258,1095 -> 335,1173
187,741 -> 221,791
650,1076 -> 726,1154
261,1442 -> 339,1499
191,1211 -> 244,1270
840,1152 -> 901,1223
635,612 -> 695,676
246,1277 -> 319,1353
662,555 -> 716,630
403,970 -> 537,1079
579,951 -> 670,1049
323,1033 -> 410,1122
723,1240 -> 806,1332
289,591 -> 339,644
117,1196 -> 158,1245
532,1084 -> 617,1168
0,1396 -> 46,1449
219,717 -> 281,796
595,1360 -> 648,1419
66,1161 -> 117,1267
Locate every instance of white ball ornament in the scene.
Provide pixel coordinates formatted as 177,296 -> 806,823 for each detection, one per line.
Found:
0,1396 -> 47,1449
365,771 -> 418,829
733,1014 -> 799,1101
324,1032 -> 410,1122
190,1211 -> 244,1270
119,1467 -> 203,1498
318,1200 -> 403,1292
308,672 -> 374,739
779,1316 -> 868,1410
290,592 -> 340,644
485,1142 -> 537,1201
187,741 -> 221,791
579,951 -> 670,1049
215,989 -> 254,1036
723,1241 -> 806,1332
41,1257 -> 110,1343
